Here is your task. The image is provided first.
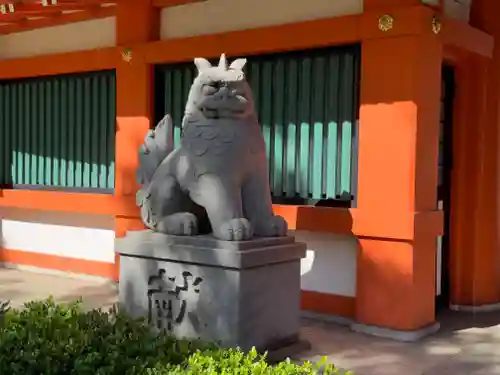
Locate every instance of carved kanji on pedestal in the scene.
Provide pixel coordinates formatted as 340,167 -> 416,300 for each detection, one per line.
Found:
147,269 -> 203,332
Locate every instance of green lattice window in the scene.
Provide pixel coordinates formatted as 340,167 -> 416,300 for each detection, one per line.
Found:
0,70 -> 116,193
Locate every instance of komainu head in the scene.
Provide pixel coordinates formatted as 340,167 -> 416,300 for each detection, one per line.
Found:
184,53 -> 255,121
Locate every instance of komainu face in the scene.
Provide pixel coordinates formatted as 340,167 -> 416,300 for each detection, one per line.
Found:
184,54 -> 255,121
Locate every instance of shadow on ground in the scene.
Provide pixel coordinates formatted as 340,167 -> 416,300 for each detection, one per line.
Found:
297,309 -> 500,375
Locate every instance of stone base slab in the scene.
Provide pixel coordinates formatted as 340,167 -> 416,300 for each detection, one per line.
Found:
116,230 -> 307,353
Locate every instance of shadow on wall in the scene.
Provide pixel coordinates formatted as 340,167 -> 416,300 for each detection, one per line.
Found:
297,231 -> 358,299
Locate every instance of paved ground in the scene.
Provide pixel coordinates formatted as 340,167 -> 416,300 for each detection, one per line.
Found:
1,267 -> 500,375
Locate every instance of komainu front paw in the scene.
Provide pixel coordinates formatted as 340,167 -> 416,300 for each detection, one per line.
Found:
216,218 -> 254,241
156,212 -> 199,236
254,215 -> 288,237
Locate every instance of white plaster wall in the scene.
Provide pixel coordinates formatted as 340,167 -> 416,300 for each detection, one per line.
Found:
0,208 -> 115,264
295,230 -> 358,297
0,17 -> 116,59
160,0 -> 363,39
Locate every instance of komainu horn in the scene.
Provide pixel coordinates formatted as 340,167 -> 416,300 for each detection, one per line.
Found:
136,53 -> 288,241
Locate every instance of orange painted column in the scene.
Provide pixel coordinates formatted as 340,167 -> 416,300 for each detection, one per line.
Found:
355,32 -> 443,330
447,0 -> 500,307
448,54 -> 500,307
114,0 -> 159,279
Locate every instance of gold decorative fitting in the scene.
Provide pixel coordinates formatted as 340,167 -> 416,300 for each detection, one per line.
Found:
122,48 -> 133,63
432,15 -> 442,35
378,14 -> 394,32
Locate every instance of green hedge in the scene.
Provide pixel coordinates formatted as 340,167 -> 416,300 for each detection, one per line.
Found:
0,298 -> 351,374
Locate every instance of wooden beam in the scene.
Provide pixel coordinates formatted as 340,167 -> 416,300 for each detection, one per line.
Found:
152,0 -> 205,8
0,4 -> 115,34
1,2 -> 105,13
0,0 -> 113,4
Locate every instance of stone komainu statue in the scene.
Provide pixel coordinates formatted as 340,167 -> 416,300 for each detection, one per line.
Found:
136,54 -> 287,241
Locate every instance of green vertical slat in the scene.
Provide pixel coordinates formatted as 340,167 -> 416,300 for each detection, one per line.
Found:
173,69 -> 183,146
82,77 -> 91,188
311,55 -> 326,199
326,122 -> 338,199
285,59 -> 298,197
163,68 -> 171,127
339,53 -> 354,195
90,76 -> 99,188
1,85 -> 6,184
6,85 -> 12,185
37,82 -> 45,184
52,79 -> 61,187
4,84 -> 9,185
23,84 -> 30,184
327,54 -> 340,198
98,74 -> 108,189
299,57 -> 312,198
30,82 -> 38,185
349,49 -> 361,204
74,79 -> 83,188
261,60 -> 273,181
45,80 -> 53,186
107,72 -> 116,189
272,58 -> 284,195
10,84 -> 17,184
67,78 -> 75,187
340,121 -> 352,195
2,85 -> 6,184
248,62 -> 260,116
182,65 -> 193,127
17,83 -> 24,184
60,79 -> 68,187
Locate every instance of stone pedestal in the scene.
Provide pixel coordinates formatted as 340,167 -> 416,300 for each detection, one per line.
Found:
115,230 -> 307,355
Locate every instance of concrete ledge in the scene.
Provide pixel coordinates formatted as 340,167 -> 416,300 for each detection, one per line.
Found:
301,310 -> 354,327
350,321 -> 440,342
450,302 -> 500,312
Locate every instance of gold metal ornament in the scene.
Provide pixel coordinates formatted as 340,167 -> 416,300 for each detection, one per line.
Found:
432,15 -> 442,35
122,48 -> 133,63
0,3 -> 14,14
378,14 -> 394,32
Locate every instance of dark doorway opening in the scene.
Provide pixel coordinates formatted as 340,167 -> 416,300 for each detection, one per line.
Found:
435,65 -> 455,312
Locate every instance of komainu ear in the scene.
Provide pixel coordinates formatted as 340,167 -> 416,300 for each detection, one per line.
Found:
194,57 -> 212,73
229,58 -> 247,71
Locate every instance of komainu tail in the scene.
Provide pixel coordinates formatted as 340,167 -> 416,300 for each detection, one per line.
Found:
137,114 -> 174,186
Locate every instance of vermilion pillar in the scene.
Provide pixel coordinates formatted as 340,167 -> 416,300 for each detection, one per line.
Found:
114,0 -> 159,279
355,29 -> 443,334
447,0 -> 500,308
